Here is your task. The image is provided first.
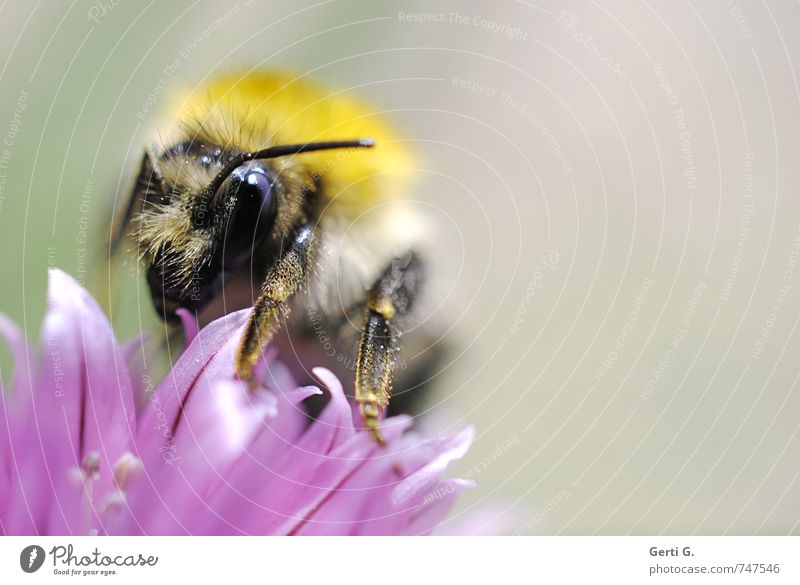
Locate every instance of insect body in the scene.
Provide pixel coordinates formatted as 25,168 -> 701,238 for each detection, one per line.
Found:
117,71 -> 426,443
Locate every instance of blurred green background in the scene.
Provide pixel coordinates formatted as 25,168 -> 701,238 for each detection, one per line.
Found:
2,0 -> 800,534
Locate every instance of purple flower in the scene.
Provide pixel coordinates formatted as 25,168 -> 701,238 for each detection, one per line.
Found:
0,269 -> 473,535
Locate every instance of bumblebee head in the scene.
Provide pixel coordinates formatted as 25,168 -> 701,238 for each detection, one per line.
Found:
129,137 -> 373,319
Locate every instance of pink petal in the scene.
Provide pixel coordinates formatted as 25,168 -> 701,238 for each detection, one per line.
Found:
143,380 -> 280,532
0,314 -> 33,409
39,269 -> 137,501
294,367 -> 355,455
135,308 -> 248,461
435,501 -> 523,536
288,418 -> 415,536
329,427 -> 475,536
0,314 -> 31,500
406,478 -> 475,535
391,427 -> 474,507
1,269 -> 477,536
176,308 -> 199,347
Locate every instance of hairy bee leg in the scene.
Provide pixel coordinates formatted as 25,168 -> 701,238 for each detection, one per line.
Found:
235,225 -> 317,383
356,251 -> 423,445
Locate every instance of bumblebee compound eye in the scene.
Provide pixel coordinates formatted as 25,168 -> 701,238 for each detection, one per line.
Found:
222,165 -> 277,266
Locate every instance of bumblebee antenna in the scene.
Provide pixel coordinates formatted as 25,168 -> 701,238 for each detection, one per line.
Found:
200,138 -> 375,203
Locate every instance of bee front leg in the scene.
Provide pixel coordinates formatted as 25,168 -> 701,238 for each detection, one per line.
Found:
356,251 -> 423,445
235,225 -> 317,382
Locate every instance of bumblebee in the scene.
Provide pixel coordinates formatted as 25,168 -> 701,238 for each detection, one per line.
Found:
114,71 -> 429,444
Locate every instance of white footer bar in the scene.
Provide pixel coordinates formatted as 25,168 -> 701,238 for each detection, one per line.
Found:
0,536 -> 797,584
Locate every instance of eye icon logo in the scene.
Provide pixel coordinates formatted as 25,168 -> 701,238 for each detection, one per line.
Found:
20,545 -> 45,573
